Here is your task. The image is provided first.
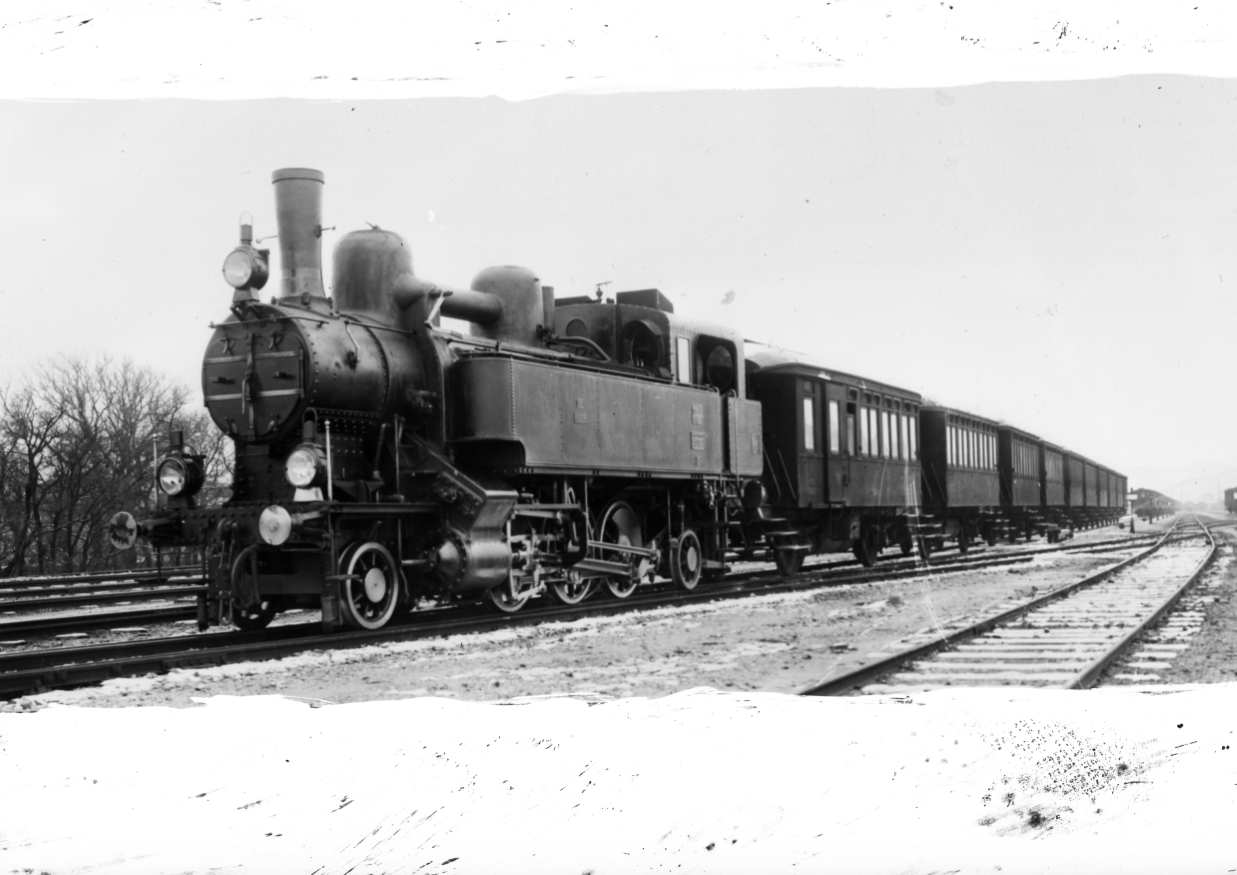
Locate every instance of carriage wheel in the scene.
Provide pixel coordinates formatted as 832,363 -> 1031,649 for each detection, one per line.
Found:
230,545 -> 276,630
546,570 -> 596,606
596,500 -> 644,598
340,542 -> 401,630
852,532 -> 878,568
774,544 -> 805,576
671,529 -> 703,591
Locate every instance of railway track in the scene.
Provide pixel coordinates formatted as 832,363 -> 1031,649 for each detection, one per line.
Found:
799,515 -> 1219,696
0,523 -> 1161,700
0,526 -> 1155,641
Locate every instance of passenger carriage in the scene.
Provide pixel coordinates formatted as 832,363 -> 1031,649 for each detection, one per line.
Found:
745,350 -> 923,569
917,406 -> 1001,552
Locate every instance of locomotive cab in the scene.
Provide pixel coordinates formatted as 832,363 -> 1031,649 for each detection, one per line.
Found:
554,290 -> 746,397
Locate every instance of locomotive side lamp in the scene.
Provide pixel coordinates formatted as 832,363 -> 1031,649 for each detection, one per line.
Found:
222,212 -> 270,301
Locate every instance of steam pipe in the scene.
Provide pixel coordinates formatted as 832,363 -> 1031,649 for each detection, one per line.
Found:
392,274 -> 502,325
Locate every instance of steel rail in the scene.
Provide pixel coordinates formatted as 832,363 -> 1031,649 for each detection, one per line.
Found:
0,566 -> 199,591
1068,519 -> 1219,689
0,587 -> 207,612
0,580 -> 205,602
0,606 -> 199,638
796,519 -> 1187,697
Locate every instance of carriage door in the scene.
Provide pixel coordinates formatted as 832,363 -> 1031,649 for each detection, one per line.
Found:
823,381 -> 848,505
798,379 -> 825,507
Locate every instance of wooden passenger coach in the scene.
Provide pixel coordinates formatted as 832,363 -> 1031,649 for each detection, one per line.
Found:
747,350 -> 922,568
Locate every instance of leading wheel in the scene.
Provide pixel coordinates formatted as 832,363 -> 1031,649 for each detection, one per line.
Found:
233,600 -> 276,630
340,542 -> 401,630
671,529 -> 703,591
595,500 -> 644,599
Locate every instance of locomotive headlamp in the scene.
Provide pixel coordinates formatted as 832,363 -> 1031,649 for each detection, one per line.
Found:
222,245 -> 269,291
285,445 -> 325,488
156,455 -> 204,498
157,458 -> 187,496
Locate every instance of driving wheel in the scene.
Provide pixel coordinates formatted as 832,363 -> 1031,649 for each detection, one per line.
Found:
595,500 -> 645,598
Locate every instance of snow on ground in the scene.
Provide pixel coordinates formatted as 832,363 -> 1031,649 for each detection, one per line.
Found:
2,685 -> 1236,874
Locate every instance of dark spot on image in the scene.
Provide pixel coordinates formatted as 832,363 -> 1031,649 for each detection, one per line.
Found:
1027,809 -> 1044,827
1116,763 -> 1128,775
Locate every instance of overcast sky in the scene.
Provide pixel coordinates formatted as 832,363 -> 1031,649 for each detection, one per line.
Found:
1,4 -> 1235,501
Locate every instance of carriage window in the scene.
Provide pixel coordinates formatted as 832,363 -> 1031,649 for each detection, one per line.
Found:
947,426 -> 954,466
900,415 -> 909,461
881,411 -> 891,459
869,409 -> 880,458
859,407 -> 870,456
803,397 -> 815,452
846,406 -> 856,456
909,417 -> 918,461
829,400 -> 840,454
675,336 -> 691,383
889,411 -> 899,460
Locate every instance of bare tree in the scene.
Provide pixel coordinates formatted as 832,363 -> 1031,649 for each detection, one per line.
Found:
0,356 -> 233,576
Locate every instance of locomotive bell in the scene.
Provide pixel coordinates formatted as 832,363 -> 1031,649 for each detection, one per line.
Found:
272,168 -> 326,300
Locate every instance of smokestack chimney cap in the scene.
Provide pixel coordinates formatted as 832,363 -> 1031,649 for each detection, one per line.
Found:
272,168 -> 324,184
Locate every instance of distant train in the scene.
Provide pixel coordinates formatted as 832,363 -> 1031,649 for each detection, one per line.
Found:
1223,487 -> 1236,515
109,169 -> 1127,631
1131,487 -> 1179,521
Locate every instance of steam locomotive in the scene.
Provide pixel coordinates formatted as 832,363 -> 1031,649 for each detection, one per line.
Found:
109,168 -> 1126,632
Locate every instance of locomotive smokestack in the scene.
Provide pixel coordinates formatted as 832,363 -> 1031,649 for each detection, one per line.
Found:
272,168 -> 326,299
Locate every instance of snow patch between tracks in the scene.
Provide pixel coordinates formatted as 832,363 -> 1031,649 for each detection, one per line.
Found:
2,685 -> 1236,873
